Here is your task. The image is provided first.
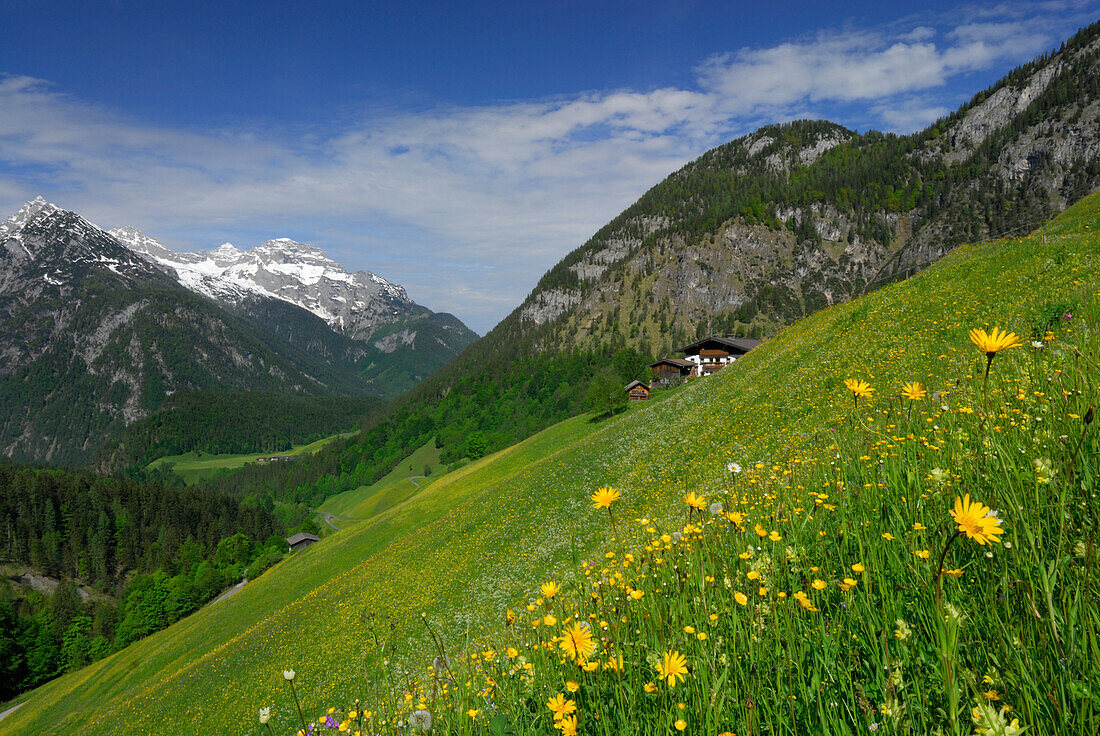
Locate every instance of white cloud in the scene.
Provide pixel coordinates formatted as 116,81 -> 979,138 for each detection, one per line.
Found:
0,3 -> 1090,332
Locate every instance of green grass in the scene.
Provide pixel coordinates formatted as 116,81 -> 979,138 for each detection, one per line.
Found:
319,440 -> 444,522
146,432 -> 356,484
4,195 -> 1099,736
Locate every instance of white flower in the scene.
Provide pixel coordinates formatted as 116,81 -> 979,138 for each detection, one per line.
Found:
259,707 -> 271,724
708,502 -> 724,515
727,462 -> 742,473
409,709 -> 433,733
1031,340 -> 1044,348
283,669 -> 295,681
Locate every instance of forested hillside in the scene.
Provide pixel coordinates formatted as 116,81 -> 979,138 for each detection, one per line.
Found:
99,392 -> 379,472
0,464 -> 307,701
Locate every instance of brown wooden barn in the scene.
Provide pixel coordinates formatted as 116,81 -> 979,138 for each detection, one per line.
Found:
286,532 -> 320,552
649,357 -> 694,386
624,380 -> 651,401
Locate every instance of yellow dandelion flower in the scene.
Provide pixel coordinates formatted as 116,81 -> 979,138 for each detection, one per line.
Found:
852,563 -> 865,573
811,579 -> 827,590
734,591 -> 748,606
950,494 -> 1005,545
901,381 -> 927,401
559,622 -> 596,662
591,487 -> 620,510
558,714 -> 578,736
546,693 -> 576,721
644,681 -> 658,694
684,491 -> 706,511
566,681 -> 579,693
540,581 -> 560,599
675,719 -> 687,731
656,650 -> 689,687
844,378 -> 874,400
969,327 -> 1023,357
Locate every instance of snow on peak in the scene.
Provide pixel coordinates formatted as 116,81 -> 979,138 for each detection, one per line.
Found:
109,226 -> 175,260
115,230 -> 418,335
1,196 -> 61,240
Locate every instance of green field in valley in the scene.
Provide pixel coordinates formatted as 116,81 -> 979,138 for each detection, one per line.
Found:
146,432 -> 357,484
3,195 -> 1098,735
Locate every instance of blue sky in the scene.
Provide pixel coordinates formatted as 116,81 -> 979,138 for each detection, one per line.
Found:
1,1 -> 1097,332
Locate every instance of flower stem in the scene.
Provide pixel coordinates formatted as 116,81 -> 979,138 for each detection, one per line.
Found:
288,678 -> 307,736
933,531 -> 961,607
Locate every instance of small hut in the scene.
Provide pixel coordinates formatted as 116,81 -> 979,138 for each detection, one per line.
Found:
624,380 -> 651,401
286,532 -> 320,552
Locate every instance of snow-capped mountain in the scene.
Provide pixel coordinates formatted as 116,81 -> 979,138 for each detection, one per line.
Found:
0,198 -> 375,467
110,228 -> 429,342
1,197 -> 168,295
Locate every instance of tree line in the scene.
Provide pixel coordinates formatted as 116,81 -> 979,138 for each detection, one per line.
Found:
0,463 -> 312,700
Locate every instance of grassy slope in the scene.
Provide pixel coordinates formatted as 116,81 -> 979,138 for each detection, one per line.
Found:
319,440 -> 444,520
148,432 -> 356,484
4,194 -> 1098,735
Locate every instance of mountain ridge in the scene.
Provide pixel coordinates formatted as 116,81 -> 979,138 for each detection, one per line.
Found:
0,201 -> 371,466
193,21 -> 1100,505
109,226 -> 475,350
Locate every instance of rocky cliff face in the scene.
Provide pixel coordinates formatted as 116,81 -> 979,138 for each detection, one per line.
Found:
507,25 -> 1100,357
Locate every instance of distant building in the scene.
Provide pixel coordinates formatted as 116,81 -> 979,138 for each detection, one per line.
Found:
286,532 -> 320,552
624,380 -> 651,401
257,454 -> 299,464
679,336 -> 761,376
648,357 -> 694,387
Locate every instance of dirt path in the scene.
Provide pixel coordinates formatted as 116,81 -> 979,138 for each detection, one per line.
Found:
407,475 -> 427,488
211,579 -> 246,605
322,512 -> 343,530
0,702 -> 25,723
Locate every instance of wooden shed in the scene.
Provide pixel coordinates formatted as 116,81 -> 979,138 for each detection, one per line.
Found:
286,532 -> 320,552
649,357 -> 694,386
624,380 -> 651,401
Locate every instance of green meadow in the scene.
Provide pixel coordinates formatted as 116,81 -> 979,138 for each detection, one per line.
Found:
146,432 -> 356,484
319,440 -> 444,522
3,194 -> 1098,735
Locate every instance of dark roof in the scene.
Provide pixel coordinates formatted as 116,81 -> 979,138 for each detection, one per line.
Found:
649,357 -> 694,368
679,335 -> 762,355
624,380 -> 650,391
286,532 -> 320,545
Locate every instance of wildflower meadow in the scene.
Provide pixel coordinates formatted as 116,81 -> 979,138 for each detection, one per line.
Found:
2,197 -> 1097,736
